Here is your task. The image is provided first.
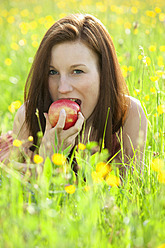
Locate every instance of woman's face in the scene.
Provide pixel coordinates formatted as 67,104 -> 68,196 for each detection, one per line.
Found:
48,41 -> 100,120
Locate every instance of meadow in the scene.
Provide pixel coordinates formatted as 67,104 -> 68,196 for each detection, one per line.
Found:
0,0 -> 165,247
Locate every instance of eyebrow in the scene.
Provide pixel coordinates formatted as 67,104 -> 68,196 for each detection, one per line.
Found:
70,64 -> 86,68
49,64 -> 86,68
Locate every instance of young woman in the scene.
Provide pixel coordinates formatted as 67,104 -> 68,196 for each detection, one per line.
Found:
1,13 -> 147,173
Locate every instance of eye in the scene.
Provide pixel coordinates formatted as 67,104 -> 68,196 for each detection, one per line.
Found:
49,69 -> 58,75
73,69 -> 84,74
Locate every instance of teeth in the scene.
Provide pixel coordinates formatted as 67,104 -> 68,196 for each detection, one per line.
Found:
69,98 -> 81,106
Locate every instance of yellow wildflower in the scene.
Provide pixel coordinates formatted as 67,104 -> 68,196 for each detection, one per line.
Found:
13,139 -> 22,147
156,70 -> 164,77
8,105 -> 15,113
143,57 -> 151,66
29,21 -> 37,30
151,158 -> 164,172
96,162 -> 111,178
138,55 -> 143,60
148,45 -> 156,52
31,34 -> 38,41
159,46 -> 165,52
159,13 -> 165,22
32,41 -> 39,48
150,76 -> 159,82
8,100 -> 22,113
11,42 -> 19,51
5,58 -> 12,66
145,30 -> 150,35
150,87 -> 156,93
65,185 -> 76,194
133,29 -> 138,35
158,171 -> 165,184
131,7 -> 138,14
78,143 -> 86,150
157,105 -> 165,115
28,136 -> 33,142
157,243 -> 165,248
124,22 -> 132,29
155,7 -> 161,14
33,154 -> 44,164
7,16 -> 15,24
146,10 -> 156,18
91,171 -> 104,184
20,9 -> 29,17
51,153 -> 66,166
121,65 -> 128,78
128,66 -> 135,72
1,10 -> 8,17
45,15 -> 54,22
144,95 -> 150,101
157,56 -> 164,67
12,100 -> 21,109
134,89 -> 141,96
105,174 -> 120,187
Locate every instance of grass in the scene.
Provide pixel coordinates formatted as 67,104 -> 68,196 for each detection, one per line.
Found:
0,0 -> 165,247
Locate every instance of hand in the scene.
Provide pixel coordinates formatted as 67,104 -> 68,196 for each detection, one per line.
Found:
39,109 -> 84,158
0,131 -> 13,164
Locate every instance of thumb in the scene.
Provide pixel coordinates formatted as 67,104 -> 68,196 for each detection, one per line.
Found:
44,113 -> 52,131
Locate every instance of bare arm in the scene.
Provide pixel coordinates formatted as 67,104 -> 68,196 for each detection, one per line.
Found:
12,104 -> 33,156
10,104 -> 35,170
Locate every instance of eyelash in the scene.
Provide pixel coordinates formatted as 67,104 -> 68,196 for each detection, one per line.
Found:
73,69 -> 84,74
49,69 -> 84,75
49,70 -> 58,75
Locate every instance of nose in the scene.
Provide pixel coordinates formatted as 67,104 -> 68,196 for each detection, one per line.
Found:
58,75 -> 73,94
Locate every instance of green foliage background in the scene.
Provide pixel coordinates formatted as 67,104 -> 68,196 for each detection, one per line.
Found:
0,0 -> 165,247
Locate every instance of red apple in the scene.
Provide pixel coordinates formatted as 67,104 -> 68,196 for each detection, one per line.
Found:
48,99 -> 81,130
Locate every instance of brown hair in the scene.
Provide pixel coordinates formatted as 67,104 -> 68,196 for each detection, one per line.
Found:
24,13 -> 129,154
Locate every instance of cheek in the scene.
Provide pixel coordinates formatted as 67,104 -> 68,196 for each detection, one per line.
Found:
83,76 -> 100,114
89,75 -> 100,100
48,80 -> 58,100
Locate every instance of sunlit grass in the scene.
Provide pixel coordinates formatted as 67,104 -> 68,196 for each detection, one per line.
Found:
0,0 -> 165,247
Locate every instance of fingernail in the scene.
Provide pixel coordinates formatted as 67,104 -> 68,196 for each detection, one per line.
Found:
43,113 -> 47,119
78,112 -> 84,118
60,109 -> 66,114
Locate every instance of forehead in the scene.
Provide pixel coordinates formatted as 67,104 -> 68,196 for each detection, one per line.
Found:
50,41 -> 99,66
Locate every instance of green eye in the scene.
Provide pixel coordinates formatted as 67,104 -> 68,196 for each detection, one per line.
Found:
73,70 -> 84,74
49,70 -> 58,75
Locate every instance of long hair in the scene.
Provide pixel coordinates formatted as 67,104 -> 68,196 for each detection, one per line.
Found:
24,13 -> 129,153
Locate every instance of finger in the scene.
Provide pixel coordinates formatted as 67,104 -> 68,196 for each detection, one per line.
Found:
62,112 -> 84,137
74,112 -> 84,132
44,113 -> 52,131
55,109 -> 66,130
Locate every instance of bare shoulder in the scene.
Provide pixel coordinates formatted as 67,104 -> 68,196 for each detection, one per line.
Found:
13,103 -> 29,139
122,95 -> 148,157
124,95 -> 147,127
